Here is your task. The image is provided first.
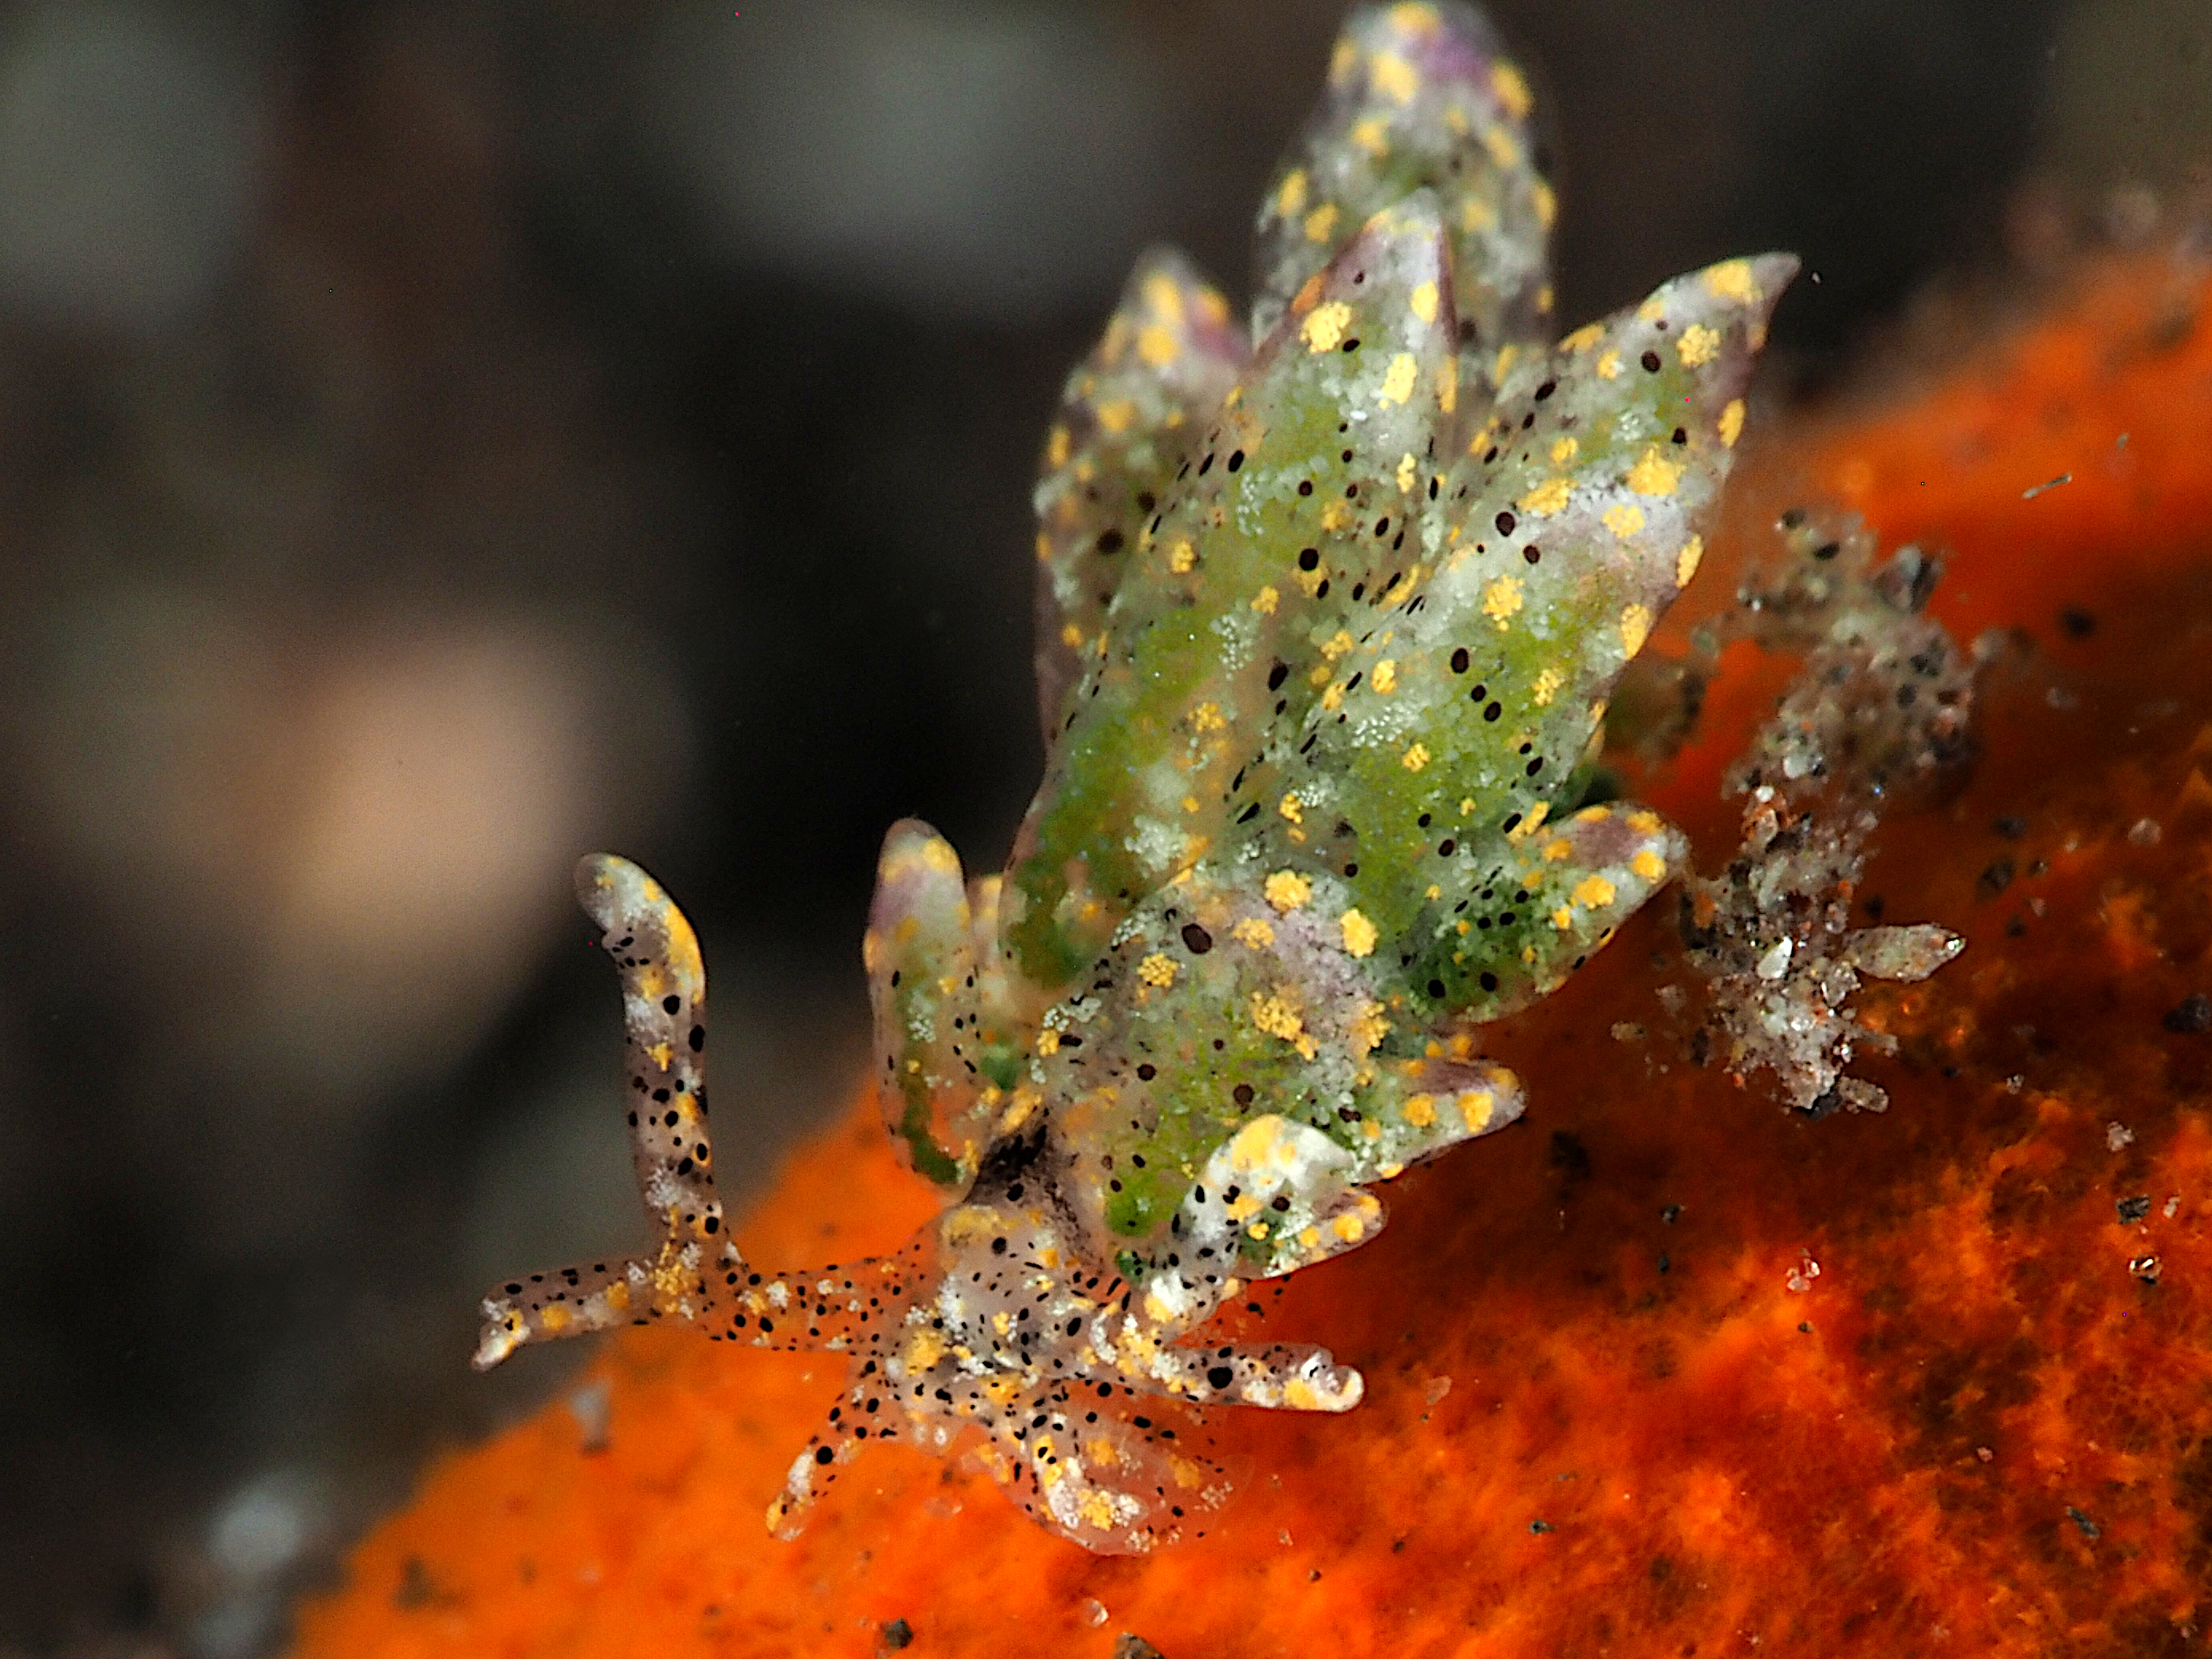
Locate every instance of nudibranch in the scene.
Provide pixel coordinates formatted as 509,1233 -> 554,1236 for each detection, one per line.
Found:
477,0 -> 1797,1553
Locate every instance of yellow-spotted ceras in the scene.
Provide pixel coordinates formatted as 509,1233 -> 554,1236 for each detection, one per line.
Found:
475,0 -> 1794,1555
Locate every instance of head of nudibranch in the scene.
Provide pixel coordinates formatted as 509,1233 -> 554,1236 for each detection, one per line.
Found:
476,0 -> 1795,1553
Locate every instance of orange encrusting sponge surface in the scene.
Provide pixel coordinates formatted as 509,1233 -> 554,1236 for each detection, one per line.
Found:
297,249 -> 2212,1659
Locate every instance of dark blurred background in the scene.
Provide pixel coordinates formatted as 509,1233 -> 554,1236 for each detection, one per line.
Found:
0,1 -> 2202,1653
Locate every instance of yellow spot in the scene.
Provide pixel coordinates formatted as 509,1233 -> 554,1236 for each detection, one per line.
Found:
1169,539 -> 1197,575
1460,797 -> 1476,814
1253,585 -> 1280,614
1491,60 -> 1533,120
1373,658 -> 1398,694
1304,201 -> 1341,244
1703,259 -> 1762,305
648,1041 -> 674,1071
1037,1030 -> 1061,1057
1196,287 -> 1229,325
1492,343 -> 1519,383
1631,849 -> 1667,882
1143,270 -> 1185,323
1137,952 -> 1179,990
1332,1211 -> 1368,1243
1095,399 -> 1135,434
1409,280 -> 1438,324
1191,701 -> 1225,734
1396,452 -> 1418,492
1572,874 -> 1618,908
1459,1089 -> 1495,1131
1379,351 -> 1418,405
1550,435 -> 1579,465
1626,809 -> 1662,833
1339,908 -> 1379,957
1371,49 -> 1418,104
1518,476 -> 1572,516
1506,801 -> 1549,842
1602,503 -> 1645,539
1329,37 -> 1359,84
1720,398 -> 1746,448
1551,905 -> 1574,930
1276,168 -> 1308,219
1537,284 -> 1555,313
1322,631 -> 1356,668
540,1304 -> 571,1333
1351,116 -> 1390,156
1388,2 -> 1441,33
1320,498 -> 1354,534
1350,1000 -> 1390,1054
1264,870 -> 1312,913
1560,322 -> 1605,353
1277,793 -> 1305,826
1677,324 -> 1721,367
1460,195 -> 1498,233
1047,426 -> 1070,468
1437,361 -> 1457,414
1543,837 -> 1571,862
1676,535 -> 1704,589
1530,665 -> 1563,705
1037,530 -> 1053,564
1403,1092 -> 1437,1128
1482,124 -> 1521,171
1627,448 -> 1682,496
1137,324 -> 1178,367
1233,916 -> 1276,949
1301,300 -> 1352,353
1596,348 -> 1622,379
1402,742 -> 1431,771
1481,575 -> 1524,629
1531,178 -> 1556,228
1619,602 -> 1653,659
1249,991 -> 1309,1050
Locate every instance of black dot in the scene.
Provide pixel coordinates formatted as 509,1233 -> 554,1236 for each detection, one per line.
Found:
1427,979 -> 1446,998
1182,922 -> 1214,954
1533,379 -> 1557,401
1233,1084 -> 1254,1106
1484,700 -> 1502,721
815,1445 -> 835,1465
1450,647 -> 1469,673
1298,547 -> 1320,571
1523,546 -> 1541,565
662,994 -> 680,1015
1298,479 -> 1313,496
1207,1366 -> 1234,1389
1495,510 -> 1516,536
1096,528 -> 1124,554
1227,449 -> 1245,473
1480,971 -> 1500,992
1137,1063 -> 1157,1081
1640,349 -> 1662,373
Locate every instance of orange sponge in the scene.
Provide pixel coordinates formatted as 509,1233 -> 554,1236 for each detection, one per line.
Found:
296,248 -> 2212,1659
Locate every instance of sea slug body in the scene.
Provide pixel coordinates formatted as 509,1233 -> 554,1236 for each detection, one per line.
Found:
477,0 -> 1796,1554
